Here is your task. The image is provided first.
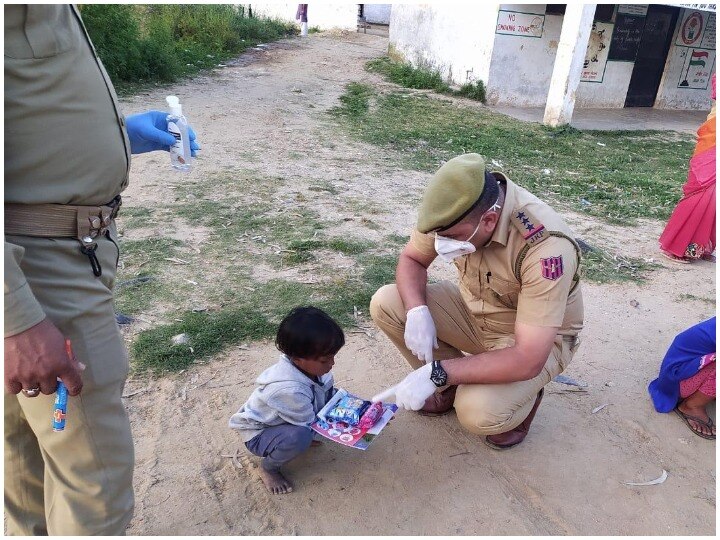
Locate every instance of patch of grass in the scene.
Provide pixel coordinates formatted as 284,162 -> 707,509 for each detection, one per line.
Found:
581,248 -> 659,284
281,237 -> 372,265
676,293 -> 715,305
308,180 -> 340,195
119,238 -> 184,270
117,165 -> 401,373
131,253 -> 398,372
327,238 -> 373,254
174,199 -> 271,234
385,233 -> 408,246
118,206 -> 154,228
344,196 -> 385,216
115,278 -> 167,316
170,170 -> 328,257
366,57 -> 486,103
366,57 -> 450,93
177,168 -> 286,200
336,82 -> 374,118
115,238 -> 184,315
132,307 -> 276,372
331,85 -> 694,223
360,217 -> 382,231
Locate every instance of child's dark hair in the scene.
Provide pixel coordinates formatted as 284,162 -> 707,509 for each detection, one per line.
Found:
276,306 -> 345,359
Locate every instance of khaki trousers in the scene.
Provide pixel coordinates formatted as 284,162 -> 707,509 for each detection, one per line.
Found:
4,229 -> 134,535
369,281 -> 579,436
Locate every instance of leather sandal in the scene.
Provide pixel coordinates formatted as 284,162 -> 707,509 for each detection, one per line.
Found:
674,406 -> 716,440
484,388 -> 544,450
419,385 -> 457,416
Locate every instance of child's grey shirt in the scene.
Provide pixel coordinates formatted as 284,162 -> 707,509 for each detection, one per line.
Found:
228,354 -> 335,442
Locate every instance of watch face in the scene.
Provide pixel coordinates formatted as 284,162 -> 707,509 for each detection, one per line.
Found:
431,362 -> 448,387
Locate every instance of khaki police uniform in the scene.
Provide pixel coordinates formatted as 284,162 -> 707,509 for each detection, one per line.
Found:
370,165 -> 584,436
5,4 -> 134,535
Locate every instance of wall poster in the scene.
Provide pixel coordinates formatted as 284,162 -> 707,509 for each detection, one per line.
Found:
675,10 -> 707,47
677,48 -> 716,88
495,10 -> 545,37
581,22 -> 614,82
618,5 -> 649,16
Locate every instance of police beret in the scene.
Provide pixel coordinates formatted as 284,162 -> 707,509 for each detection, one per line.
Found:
416,153 -> 487,233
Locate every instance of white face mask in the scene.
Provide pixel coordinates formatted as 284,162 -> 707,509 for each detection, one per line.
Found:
433,197 -> 501,263
434,221 -> 482,263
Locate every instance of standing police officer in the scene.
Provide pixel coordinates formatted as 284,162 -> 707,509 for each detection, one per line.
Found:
371,153 -> 583,449
5,4 -> 198,534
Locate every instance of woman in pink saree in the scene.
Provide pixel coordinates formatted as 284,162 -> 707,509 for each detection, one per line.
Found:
659,75 -> 716,263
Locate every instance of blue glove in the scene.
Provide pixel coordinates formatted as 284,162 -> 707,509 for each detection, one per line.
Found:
125,110 -> 201,156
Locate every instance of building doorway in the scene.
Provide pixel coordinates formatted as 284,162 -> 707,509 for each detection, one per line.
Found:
358,4 -> 391,36
625,4 -> 681,107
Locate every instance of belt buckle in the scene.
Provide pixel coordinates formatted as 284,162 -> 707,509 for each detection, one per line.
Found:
87,214 -> 104,239
87,196 -> 121,239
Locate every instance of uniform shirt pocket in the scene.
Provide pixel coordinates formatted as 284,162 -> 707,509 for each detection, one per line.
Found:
453,256 -> 468,280
484,276 -> 520,309
5,5 -> 77,59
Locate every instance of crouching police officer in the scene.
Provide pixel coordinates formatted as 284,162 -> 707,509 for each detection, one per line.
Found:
4,4 -> 198,535
371,153 -> 583,449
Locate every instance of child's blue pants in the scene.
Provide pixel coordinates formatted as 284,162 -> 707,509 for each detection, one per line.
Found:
245,424 -> 314,471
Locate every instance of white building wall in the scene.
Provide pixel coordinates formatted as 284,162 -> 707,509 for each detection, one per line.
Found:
250,3 -> 357,30
486,5 -> 561,106
655,10 -> 715,110
388,4 -> 714,110
575,61 -> 634,108
388,3 -> 500,85
364,4 -> 391,24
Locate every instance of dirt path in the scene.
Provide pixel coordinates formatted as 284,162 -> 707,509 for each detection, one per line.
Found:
119,33 -> 715,535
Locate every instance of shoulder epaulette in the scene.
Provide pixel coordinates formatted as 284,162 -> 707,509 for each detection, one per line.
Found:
510,207 -> 548,247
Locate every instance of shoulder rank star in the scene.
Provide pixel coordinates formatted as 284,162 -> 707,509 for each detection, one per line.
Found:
540,256 -> 564,280
516,211 -> 545,242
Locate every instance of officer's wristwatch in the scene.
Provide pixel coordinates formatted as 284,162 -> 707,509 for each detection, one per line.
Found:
430,360 -> 448,387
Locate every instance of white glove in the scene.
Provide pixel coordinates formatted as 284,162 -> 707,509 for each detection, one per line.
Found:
372,363 -> 436,411
404,305 -> 439,364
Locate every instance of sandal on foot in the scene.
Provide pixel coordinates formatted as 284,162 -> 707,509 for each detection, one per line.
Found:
661,251 -> 690,264
674,407 -> 716,440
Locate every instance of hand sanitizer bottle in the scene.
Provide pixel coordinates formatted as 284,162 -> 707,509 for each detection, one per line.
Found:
166,95 -> 192,172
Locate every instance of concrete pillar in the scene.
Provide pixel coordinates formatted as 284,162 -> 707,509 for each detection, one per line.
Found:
543,4 -> 597,127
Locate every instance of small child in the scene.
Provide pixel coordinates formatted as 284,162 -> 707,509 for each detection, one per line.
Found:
229,306 -> 343,494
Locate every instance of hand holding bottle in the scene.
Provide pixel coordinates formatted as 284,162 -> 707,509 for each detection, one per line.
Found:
125,110 -> 200,156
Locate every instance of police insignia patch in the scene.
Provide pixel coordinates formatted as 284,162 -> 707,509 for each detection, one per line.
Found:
540,256 -> 564,280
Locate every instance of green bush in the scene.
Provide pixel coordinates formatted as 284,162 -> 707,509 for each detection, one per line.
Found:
366,57 -> 450,93
366,57 -> 487,103
456,80 -> 486,103
79,4 -> 296,90
80,5 -> 145,83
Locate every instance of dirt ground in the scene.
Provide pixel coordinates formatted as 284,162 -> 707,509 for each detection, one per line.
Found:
119,33 -> 716,535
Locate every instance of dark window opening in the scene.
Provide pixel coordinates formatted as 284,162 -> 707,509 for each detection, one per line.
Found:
546,4 -> 616,21
594,4 -> 616,23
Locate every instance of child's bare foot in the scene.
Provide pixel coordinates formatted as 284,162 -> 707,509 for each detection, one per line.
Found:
310,440 -> 323,447
258,467 -> 294,494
